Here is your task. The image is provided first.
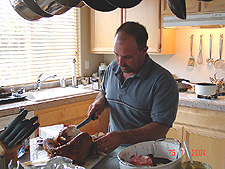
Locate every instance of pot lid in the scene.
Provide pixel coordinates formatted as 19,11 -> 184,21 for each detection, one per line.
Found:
56,0 -> 81,7
83,0 -> 117,12
106,0 -> 142,8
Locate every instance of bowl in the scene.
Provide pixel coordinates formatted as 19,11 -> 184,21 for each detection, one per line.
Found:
181,161 -> 212,169
117,138 -> 184,169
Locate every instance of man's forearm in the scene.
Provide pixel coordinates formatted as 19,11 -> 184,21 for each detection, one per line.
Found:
116,122 -> 170,145
95,91 -> 108,108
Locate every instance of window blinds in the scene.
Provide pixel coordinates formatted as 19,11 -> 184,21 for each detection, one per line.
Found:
0,0 -> 80,86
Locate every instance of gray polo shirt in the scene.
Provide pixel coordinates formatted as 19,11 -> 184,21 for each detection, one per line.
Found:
100,55 -> 179,132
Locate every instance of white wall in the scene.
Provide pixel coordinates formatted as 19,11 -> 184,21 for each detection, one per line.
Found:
104,28 -> 225,83
80,6 -> 104,77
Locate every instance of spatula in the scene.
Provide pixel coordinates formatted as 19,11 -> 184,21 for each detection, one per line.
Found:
187,34 -> 195,66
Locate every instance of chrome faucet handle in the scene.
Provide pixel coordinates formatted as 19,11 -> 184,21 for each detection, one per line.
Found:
36,73 -> 43,89
37,73 -> 43,80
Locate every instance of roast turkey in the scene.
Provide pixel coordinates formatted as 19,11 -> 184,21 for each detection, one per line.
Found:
43,125 -> 97,163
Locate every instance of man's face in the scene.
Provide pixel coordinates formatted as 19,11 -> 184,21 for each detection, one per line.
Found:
114,32 -> 147,75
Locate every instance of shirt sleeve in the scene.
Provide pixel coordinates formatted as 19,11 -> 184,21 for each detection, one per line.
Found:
150,77 -> 179,127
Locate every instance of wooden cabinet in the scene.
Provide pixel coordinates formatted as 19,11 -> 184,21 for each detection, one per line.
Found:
89,0 -> 175,55
123,0 -> 160,53
201,0 -> 225,13
89,9 -> 122,54
166,106 -> 225,169
34,99 -> 110,135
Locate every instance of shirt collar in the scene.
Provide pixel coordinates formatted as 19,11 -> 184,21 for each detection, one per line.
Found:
136,54 -> 152,80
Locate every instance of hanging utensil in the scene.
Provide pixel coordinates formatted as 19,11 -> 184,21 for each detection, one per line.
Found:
167,0 -> 186,20
207,34 -> 214,64
197,34 -> 203,65
214,34 -> 224,69
187,34 -> 195,66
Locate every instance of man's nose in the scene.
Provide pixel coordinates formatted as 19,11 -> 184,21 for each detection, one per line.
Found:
118,56 -> 125,66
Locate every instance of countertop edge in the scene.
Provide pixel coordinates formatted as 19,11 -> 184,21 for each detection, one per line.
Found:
0,91 -> 98,118
1,92 -> 225,118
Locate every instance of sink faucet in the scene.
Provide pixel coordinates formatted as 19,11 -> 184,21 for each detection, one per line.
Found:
36,73 -> 57,90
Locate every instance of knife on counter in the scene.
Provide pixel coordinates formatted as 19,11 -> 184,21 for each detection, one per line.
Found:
76,112 -> 96,129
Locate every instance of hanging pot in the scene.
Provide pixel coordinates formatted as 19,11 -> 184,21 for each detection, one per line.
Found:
9,0 -> 53,21
106,0 -> 142,8
83,0 -> 117,12
56,0 -> 82,7
167,0 -> 186,20
34,0 -> 71,15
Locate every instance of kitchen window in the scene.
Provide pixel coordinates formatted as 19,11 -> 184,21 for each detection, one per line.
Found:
0,0 -> 80,87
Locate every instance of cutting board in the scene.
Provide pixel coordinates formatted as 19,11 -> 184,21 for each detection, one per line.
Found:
23,138 -> 105,168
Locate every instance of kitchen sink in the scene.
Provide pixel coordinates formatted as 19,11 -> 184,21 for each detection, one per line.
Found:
24,87 -> 94,101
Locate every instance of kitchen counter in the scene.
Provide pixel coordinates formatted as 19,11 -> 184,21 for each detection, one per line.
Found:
1,91 -> 225,118
179,92 -> 225,112
0,89 -> 98,118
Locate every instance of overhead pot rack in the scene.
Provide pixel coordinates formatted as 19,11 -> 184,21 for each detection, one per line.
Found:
10,0 -> 194,21
10,0 -> 144,21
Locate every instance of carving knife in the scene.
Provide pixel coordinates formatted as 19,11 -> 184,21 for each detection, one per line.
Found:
76,112 -> 96,129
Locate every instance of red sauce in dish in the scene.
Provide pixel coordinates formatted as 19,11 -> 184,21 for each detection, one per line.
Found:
130,155 -> 153,166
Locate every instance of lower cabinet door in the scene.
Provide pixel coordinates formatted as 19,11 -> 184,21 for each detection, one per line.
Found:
183,126 -> 225,169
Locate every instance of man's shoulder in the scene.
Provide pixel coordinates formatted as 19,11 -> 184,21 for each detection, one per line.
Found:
107,60 -> 119,71
109,60 -> 118,67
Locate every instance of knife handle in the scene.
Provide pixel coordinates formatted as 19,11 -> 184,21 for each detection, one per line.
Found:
90,112 -> 96,120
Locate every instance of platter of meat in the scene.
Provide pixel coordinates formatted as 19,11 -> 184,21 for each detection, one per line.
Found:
43,125 -> 105,168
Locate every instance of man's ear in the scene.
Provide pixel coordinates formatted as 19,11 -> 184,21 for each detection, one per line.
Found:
142,46 -> 148,55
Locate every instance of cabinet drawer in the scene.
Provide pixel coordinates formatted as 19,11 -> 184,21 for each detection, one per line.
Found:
35,99 -> 95,126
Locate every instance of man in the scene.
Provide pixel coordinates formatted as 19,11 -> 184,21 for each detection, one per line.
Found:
87,22 -> 179,154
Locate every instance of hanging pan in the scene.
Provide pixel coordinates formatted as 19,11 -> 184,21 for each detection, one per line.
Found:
106,0 -> 142,8
83,0 -> 117,12
9,0 -> 53,21
56,0 -> 82,7
168,0 -> 186,20
34,0 -> 72,16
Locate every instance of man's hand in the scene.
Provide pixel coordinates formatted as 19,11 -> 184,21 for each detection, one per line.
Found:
94,122 -> 170,154
87,91 -> 107,119
94,132 -> 121,154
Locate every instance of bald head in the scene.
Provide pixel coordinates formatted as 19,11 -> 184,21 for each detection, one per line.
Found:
115,22 -> 148,51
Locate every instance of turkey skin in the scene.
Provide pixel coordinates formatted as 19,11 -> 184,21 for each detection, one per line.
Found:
43,125 -> 97,163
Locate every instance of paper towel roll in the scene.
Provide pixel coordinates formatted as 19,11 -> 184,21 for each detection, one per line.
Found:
72,59 -> 76,87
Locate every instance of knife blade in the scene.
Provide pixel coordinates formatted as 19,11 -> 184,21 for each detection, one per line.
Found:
76,112 -> 96,129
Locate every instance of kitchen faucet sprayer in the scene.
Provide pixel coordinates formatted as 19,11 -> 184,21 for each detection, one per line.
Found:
36,73 -> 57,90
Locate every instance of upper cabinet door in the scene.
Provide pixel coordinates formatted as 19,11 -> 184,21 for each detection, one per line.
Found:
200,0 -> 225,13
123,0 -> 160,53
89,9 -> 122,54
